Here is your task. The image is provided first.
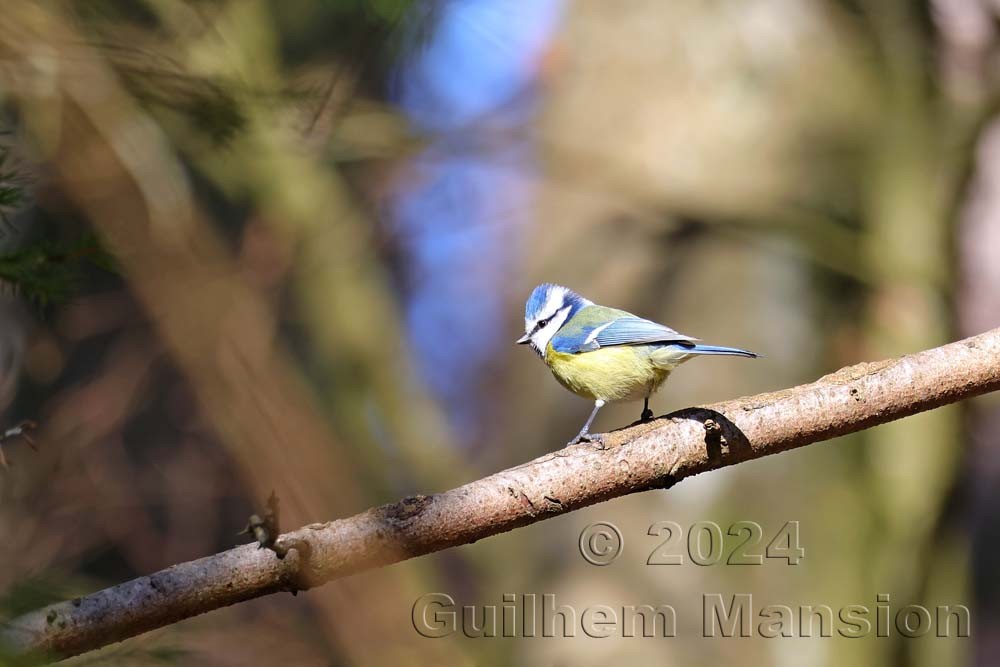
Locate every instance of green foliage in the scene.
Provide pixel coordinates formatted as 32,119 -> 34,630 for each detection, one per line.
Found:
0,236 -> 115,308
0,132 -> 113,307
0,141 -> 28,244
122,66 -> 248,146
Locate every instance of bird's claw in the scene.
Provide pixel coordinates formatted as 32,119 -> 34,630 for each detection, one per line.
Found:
640,408 -> 655,423
567,432 -> 606,450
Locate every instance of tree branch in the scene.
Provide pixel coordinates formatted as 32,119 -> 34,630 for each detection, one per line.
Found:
4,328 -> 1000,660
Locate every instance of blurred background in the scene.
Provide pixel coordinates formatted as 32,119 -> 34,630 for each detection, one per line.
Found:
0,0 -> 999,665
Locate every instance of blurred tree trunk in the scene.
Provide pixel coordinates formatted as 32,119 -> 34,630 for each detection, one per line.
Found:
861,3 -> 961,666
957,119 -> 1000,666
934,1 -> 1000,663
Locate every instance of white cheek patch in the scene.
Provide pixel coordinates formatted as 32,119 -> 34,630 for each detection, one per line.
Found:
530,305 -> 572,357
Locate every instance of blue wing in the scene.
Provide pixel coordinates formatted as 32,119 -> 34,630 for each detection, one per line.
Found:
551,315 -> 697,354
592,317 -> 698,348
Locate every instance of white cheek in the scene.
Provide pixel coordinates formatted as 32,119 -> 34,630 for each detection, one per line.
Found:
530,309 -> 571,356
531,323 -> 557,351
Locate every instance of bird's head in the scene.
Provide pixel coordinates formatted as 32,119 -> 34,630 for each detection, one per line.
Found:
517,283 -> 592,358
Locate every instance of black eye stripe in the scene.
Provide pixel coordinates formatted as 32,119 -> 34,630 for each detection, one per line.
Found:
532,304 -> 570,334
532,316 -> 553,334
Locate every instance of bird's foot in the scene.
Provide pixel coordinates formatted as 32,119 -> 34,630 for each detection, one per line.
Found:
567,432 -> 606,450
640,408 -> 655,423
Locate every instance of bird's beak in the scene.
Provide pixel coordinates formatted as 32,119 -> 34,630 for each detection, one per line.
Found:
516,333 -> 531,345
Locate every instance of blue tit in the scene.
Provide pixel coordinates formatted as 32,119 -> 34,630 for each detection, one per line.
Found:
517,283 -> 757,446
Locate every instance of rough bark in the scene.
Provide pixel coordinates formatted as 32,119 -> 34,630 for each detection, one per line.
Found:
3,327 -> 1000,660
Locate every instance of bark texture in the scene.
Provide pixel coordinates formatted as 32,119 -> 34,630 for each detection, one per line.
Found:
4,327 -> 1000,660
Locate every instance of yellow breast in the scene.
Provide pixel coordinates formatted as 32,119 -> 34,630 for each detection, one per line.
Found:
544,344 -> 670,402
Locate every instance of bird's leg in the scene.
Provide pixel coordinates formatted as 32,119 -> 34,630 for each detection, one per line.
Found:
568,400 -> 606,449
640,395 -> 654,423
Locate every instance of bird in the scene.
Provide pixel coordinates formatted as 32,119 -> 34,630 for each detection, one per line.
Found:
517,283 -> 757,446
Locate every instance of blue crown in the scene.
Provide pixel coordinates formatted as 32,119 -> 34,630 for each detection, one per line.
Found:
525,283 -> 589,320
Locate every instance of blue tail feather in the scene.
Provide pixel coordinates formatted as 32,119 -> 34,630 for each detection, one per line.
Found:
687,344 -> 757,359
